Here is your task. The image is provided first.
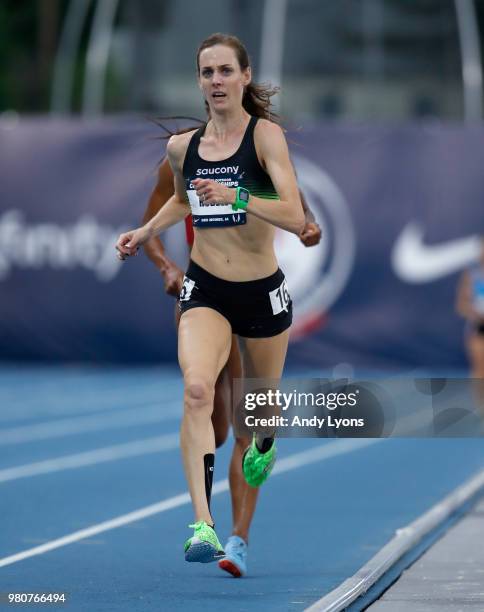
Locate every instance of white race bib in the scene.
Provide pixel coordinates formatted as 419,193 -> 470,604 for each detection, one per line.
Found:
179,276 -> 195,302
269,279 -> 291,315
186,189 -> 247,228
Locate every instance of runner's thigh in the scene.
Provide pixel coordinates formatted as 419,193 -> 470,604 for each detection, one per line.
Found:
178,307 -> 232,383
242,330 -> 290,379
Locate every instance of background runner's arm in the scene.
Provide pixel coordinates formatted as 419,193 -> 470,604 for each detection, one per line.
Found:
291,159 -> 321,246
300,190 -> 315,223
143,135 -> 191,236
142,158 -> 176,268
298,189 -> 322,247
142,157 -> 185,296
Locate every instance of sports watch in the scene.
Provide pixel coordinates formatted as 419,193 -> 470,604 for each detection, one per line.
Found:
232,186 -> 250,211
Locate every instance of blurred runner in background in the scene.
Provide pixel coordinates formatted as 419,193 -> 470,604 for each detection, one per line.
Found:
456,237 -> 484,414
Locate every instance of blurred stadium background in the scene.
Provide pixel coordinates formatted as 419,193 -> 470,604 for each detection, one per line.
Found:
1,0 -> 484,370
3,8 -> 484,610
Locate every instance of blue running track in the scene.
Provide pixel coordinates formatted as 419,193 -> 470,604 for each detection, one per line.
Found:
1,367 -> 483,611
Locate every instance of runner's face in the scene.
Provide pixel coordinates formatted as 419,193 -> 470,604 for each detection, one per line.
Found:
198,45 -> 251,113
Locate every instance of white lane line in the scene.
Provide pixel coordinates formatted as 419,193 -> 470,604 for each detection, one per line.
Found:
0,379 -> 183,422
0,391 -> 181,424
0,433 -> 180,484
0,404 -> 181,446
0,438 -> 379,568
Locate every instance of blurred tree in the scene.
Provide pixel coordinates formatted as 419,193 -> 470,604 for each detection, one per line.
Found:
0,0 -> 62,112
1,0 -> 484,118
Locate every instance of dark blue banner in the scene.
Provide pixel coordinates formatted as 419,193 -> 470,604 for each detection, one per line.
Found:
1,118 -> 482,368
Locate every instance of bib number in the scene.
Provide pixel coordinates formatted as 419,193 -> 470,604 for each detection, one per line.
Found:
179,276 -> 195,302
269,279 -> 290,315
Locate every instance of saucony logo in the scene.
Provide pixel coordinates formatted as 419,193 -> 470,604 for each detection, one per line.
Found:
391,223 -> 481,283
196,166 -> 239,176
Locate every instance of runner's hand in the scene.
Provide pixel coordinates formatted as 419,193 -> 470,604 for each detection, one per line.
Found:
299,222 -> 321,247
163,264 -> 184,297
116,226 -> 152,260
193,178 -> 234,205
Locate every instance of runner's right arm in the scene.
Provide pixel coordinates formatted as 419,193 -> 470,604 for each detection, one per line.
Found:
116,133 -> 192,258
142,157 -> 185,297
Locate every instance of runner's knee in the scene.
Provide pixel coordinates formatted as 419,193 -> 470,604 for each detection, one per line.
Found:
184,378 -> 214,414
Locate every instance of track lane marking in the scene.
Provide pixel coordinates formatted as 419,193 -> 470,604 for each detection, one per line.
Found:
0,433 -> 180,483
0,403 -> 181,446
0,438 -> 379,568
0,393 -> 181,424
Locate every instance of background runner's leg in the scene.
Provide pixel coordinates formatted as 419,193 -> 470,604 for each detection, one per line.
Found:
178,307 -> 232,525
229,330 -> 290,542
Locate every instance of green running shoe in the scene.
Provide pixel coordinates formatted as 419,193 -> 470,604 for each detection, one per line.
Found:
184,521 -> 224,563
242,435 -> 276,488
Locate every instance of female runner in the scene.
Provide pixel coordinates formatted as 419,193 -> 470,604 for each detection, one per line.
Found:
116,33 -> 306,569
140,147 -> 320,576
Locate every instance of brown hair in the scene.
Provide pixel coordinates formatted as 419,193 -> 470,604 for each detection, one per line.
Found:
196,33 -> 279,123
148,115 -> 206,140
147,116 -> 206,167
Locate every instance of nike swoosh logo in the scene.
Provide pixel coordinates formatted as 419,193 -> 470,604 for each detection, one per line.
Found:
391,223 -> 481,283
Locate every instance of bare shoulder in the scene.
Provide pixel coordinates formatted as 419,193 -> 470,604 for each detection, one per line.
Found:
254,119 -> 289,166
255,118 -> 285,140
166,129 -> 197,166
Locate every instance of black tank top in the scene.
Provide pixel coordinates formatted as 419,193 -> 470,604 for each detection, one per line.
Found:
182,116 -> 278,228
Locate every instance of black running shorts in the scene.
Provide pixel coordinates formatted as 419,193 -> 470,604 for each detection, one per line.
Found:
178,260 -> 292,338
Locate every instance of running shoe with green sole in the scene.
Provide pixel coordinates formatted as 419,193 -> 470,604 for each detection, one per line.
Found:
184,521 -> 224,563
242,435 -> 276,487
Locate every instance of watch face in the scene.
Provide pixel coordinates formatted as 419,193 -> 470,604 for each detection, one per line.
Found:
239,189 -> 249,202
